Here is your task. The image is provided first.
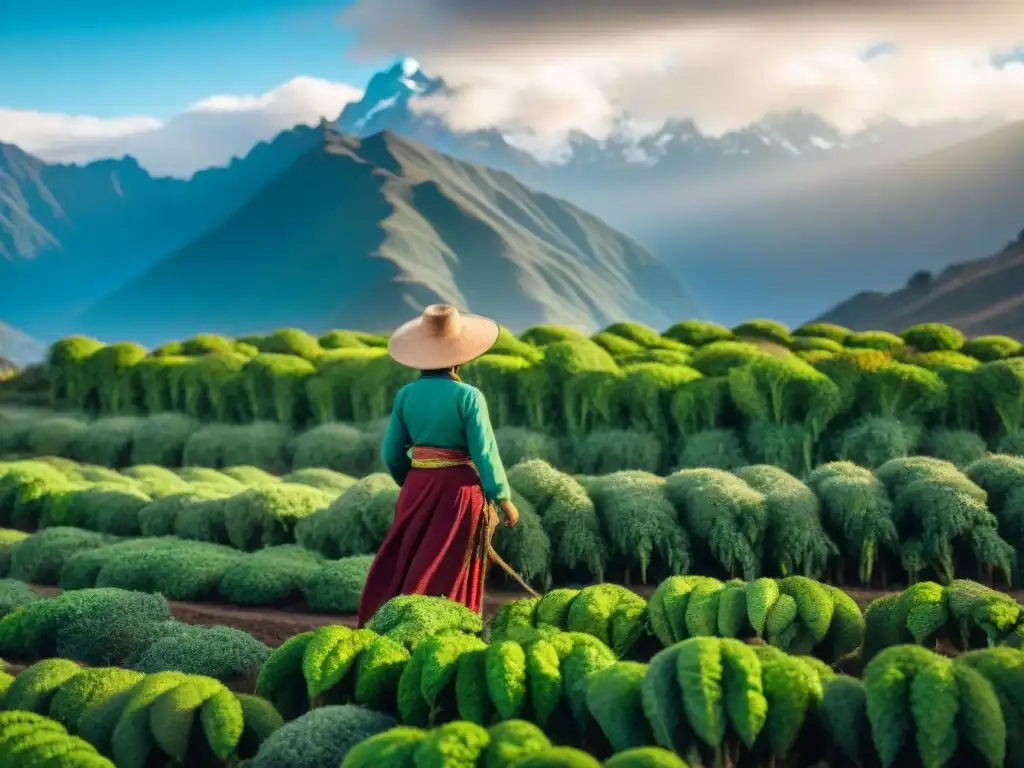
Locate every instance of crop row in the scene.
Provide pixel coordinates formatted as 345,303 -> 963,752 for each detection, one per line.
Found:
0,457 -> 361,548
0,583 -> 273,683
47,319 -> 1024,370
334,641 -> 1021,768
1,677 -> 668,768
6,452 -> 1024,590
6,402 -> 1024,484
0,531 -> 373,615
489,576 -> 1024,664
5,580 -> 1024,767
7,320 -> 1024,476
0,412 -> 384,479
4,558 -> 1023,681
0,459 -> 378,612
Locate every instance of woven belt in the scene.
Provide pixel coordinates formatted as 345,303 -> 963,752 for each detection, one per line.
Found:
410,446 -> 476,470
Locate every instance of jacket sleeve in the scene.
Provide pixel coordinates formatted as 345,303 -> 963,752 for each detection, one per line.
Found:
463,387 -> 511,502
381,392 -> 412,486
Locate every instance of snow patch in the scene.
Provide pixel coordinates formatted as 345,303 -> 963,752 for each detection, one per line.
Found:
778,139 -> 801,155
401,57 -> 421,77
809,136 -> 834,150
354,94 -> 399,130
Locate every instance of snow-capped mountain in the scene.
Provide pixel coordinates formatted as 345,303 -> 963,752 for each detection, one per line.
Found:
554,112 -> 850,170
337,58 -> 443,135
333,59 -> 538,170
332,59 -> 993,180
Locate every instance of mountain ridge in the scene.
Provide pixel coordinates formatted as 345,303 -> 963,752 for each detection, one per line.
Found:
813,231 -> 1024,338
77,130 -> 692,346
0,127 -> 321,337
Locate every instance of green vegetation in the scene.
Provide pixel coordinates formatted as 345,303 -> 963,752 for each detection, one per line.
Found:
6,319 -> 1024,481
1,666 -> 282,765
0,528 -> 373,616
4,320 -> 1024,765
491,576 -> 1024,665
243,587 -> 1024,767
3,582 -> 1024,767
0,583 -> 273,681
4,452 -> 1024,591
328,637 -> 1019,767
0,710 -> 114,766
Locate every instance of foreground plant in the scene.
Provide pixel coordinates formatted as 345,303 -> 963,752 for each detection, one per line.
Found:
341,719 -> 690,768
0,709 -> 114,767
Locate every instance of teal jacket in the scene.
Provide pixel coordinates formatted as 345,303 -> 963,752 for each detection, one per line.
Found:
381,376 -> 512,502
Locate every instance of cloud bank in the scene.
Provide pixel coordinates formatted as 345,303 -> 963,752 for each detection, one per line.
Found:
6,2 -> 1023,174
1,77 -> 362,178
339,0 -> 1024,149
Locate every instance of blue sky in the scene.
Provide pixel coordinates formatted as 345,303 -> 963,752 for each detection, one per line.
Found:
0,0 -> 383,117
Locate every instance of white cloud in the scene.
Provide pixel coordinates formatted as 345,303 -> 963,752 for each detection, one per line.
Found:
339,0 -> 1024,149
0,76 -> 362,178
0,111 -> 162,150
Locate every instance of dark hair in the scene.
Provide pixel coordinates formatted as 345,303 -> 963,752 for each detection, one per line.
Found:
420,365 -> 460,378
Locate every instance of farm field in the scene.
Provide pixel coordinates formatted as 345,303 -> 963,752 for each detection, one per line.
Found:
3,578 -> 1024,767
3,318 -> 1024,765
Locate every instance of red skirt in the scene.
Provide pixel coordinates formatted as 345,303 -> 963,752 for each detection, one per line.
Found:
357,451 -> 492,627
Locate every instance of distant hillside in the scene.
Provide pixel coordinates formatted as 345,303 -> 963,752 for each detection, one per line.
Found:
0,321 -> 45,365
648,121 -> 1024,326
0,128 -> 320,337
813,231 -> 1024,337
79,131 -> 692,345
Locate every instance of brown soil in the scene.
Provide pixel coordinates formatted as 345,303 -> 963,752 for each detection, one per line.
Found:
26,583 -> 1024,648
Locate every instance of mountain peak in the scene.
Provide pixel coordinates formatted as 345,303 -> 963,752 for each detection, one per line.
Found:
335,58 -> 443,136
378,56 -> 436,94
394,57 -> 421,78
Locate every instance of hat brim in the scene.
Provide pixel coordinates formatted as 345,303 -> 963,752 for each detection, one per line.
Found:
388,312 -> 500,369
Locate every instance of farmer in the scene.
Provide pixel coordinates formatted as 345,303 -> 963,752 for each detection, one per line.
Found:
356,304 -> 520,627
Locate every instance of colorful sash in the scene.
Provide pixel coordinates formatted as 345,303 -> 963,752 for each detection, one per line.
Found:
410,446 -> 476,470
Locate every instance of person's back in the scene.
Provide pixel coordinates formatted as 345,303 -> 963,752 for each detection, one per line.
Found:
382,374 -> 509,505
393,376 -> 473,450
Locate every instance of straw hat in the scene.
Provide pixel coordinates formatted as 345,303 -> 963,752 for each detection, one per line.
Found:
388,304 -> 500,369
